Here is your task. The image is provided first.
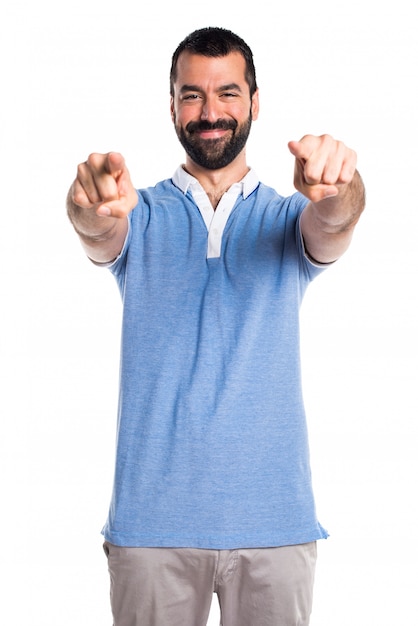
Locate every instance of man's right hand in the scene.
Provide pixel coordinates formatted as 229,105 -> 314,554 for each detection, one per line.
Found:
72,152 -> 138,219
67,152 -> 137,263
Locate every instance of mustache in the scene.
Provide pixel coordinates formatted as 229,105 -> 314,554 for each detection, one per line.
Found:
186,119 -> 238,134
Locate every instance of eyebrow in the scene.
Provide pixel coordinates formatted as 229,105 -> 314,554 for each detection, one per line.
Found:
179,83 -> 243,94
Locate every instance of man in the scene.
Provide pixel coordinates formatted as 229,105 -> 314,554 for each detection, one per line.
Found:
67,26 -> 365,626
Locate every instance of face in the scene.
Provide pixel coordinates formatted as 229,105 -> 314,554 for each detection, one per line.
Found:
170,51 -> 259,170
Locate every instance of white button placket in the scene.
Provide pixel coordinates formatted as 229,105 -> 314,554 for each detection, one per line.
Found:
207,192 -> 237,258
191,183 -> 242,259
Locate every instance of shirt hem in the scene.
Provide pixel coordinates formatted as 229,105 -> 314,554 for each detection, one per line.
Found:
101,525 -> 329,550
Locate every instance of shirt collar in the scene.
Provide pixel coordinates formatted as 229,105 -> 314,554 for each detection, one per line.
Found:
172,165 -> 259,200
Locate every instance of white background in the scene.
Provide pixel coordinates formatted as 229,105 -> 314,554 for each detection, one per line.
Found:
1,0 -> 417,624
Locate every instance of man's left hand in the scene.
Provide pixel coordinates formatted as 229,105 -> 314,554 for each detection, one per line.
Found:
288,134 -> 357,204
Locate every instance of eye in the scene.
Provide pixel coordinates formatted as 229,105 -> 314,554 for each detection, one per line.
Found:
182,93 -> 200,101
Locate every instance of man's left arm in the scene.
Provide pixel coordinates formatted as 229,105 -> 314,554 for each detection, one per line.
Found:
288,134 -> 365,264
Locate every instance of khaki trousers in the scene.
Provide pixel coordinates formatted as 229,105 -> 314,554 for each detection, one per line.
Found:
103,541 -> 317,626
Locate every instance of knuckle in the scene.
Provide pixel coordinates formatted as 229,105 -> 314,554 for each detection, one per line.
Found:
87,152 -> 105,170
73,187 -> 90,208
321,133 -> 334,144
304,164 -> 321,184
76,161 -> 87,178
340,169 -> 354,184
336,140 -> 347,155
322,172 -> 335,185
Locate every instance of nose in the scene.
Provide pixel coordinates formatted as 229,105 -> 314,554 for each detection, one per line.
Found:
201,95 -> 221,122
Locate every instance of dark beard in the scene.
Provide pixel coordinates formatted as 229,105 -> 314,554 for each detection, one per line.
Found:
175,113 -> 252,170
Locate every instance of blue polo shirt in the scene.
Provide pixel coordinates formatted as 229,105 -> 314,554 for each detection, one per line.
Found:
101,167 -> 329,549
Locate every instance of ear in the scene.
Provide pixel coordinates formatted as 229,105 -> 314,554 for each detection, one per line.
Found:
251,89 -> 260,121
170,96 -> 175,123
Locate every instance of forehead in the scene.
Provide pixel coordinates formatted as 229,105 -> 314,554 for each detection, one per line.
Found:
173,51 -> 248,92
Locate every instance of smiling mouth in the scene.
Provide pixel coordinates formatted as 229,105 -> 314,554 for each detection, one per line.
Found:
197,128 -> 231,139
186,120 -> 238,136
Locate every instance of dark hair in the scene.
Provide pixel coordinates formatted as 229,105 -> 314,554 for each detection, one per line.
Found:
170,27 -> 258,97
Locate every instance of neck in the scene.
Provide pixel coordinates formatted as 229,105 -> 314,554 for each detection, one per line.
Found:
184,154 -> 249,209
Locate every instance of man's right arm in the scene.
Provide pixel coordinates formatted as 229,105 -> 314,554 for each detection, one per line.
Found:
67,152 -> 138,264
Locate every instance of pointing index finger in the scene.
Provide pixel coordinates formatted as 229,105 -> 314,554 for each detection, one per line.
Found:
287,138 -> 313,162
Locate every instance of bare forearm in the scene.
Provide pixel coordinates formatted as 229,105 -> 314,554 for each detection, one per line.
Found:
288,134 -> 365,262
308,170 -> 365,232
301,170 -> 365,263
